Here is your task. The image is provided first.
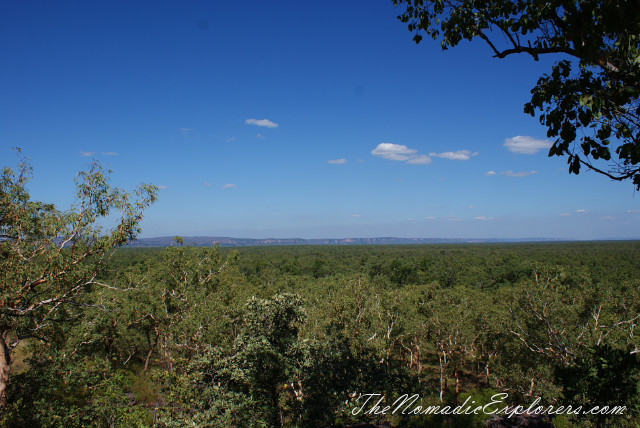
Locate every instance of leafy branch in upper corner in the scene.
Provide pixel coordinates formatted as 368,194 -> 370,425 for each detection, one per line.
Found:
393,0 -> 640,188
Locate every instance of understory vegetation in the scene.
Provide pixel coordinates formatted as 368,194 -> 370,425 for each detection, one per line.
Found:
3,241 -> 640,427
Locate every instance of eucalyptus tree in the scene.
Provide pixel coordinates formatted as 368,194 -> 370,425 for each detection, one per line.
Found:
0,153 -> 157,408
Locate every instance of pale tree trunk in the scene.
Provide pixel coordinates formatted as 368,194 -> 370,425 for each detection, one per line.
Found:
144,330 -> 159,373
439,350 -> 447,402
0,330 -> 11,410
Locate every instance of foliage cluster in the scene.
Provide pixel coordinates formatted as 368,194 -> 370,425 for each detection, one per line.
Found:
393,0 -> 640,188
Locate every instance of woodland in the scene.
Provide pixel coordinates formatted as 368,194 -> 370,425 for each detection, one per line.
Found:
2,160 -> 640,428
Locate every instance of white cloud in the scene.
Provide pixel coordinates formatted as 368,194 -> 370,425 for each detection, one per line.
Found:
425,216 -> 436,220
576,209 -> 589,213
627,209 -> 640,213
468,205 -> 476,209
407,154 -> 432,164
429,150 -> 478,161
328,158 -> 347,164
179,127 -> 193,136
445,216 -> 462,222
222,183 -> 237,189
371,143 -> 417,161
371,143 -> 481,165
504,136 -> 551,155
101,152 -> 118,156
485,170 -> 496,176
600,216 -> 616,221
157,185 -> 168,190
203,182 -> 211,187
560,213 -> 571,216
245,118 -> 278,128
256,134 -> 266,139
500,170 -> 538,177
351,214 -> 362,217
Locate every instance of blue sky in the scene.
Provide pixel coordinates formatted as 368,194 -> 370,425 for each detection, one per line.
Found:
2,0 -> 639,240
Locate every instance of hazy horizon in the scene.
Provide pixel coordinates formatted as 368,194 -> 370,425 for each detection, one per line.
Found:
130,235 -> 639,243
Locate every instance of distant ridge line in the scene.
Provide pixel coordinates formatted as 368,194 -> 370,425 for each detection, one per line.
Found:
128,236 -> 574,247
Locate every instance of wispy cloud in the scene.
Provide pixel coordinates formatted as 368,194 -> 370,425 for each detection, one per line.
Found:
226,137 -> 236,143
429,150 -> 478,161
80,150 -> 118,156
179,127 -> 193,137
474,216 -> 498,221
560,213 -> 571,217
245,118 -> 278,128
328,158 -> 347,164
157,185 -> 168,190
500,170 -> 538,177
203,182 -> 211,187
351,214 -> 362,217
485,170 -> 496,176
222,183 -> 237,189
504,136 -> 551,155
600,216 -> 616,221
576,209 -> 589,213
627,209 -> 640,213
256,134 -> 266,139
425,216 -> 436,220
371,143 -> 431,164
445,216 -> 462,222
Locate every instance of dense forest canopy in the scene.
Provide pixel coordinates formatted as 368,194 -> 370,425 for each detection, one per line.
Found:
3,218 -> 640,425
